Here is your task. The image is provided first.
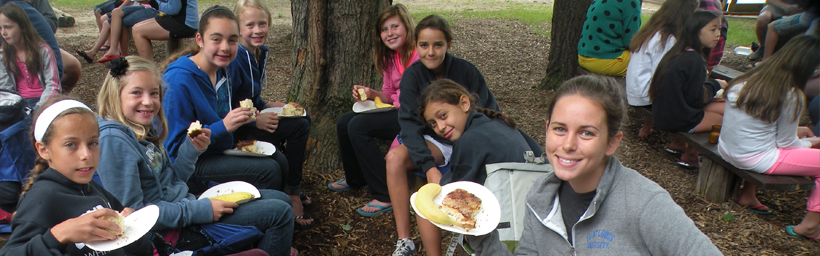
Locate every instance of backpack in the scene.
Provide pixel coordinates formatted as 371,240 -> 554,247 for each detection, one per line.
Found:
152,223 -> 264,256
446,151 -> 553,255
0,89 -> 26,132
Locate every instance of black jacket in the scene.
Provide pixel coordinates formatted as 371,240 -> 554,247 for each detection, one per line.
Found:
652,50 -> 721,132
0,169 -> 151,256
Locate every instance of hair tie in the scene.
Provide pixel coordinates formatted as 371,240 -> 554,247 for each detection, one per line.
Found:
202,7 -> 231,18
107,57 -> 129,77
34,100 -> 92,142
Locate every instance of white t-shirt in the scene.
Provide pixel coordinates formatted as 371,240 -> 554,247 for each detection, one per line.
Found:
625,32 -> 676,106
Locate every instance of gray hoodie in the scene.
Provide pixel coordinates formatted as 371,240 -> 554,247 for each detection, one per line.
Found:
468,156 -> 722,256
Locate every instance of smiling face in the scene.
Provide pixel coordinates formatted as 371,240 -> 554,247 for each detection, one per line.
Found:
416,28 -> 451,76
196,17 -> 240,69
423,95 -> 470,142
238,7 -> 269,52
545,94 -> 622,193
699,18 -> 721,49
36,113 -> 100,184
0,14 -> 21,47
380,15 -> 407,51
120,70 -> 161,126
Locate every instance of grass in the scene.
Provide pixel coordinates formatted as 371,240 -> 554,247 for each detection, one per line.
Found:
725,17 -> 757,47
410,3 -> 553,36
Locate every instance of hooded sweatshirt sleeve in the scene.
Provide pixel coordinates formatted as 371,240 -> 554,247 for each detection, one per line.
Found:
638,192 -> 722,255
163,68 -> 231,159
36,44 -> 60,106
398,64 -> 438,173
0,220 -> 68,256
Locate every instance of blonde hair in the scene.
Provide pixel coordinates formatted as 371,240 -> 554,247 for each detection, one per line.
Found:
234,0 -> 272,25
23,96 -> 96,195
374,4 -> 416,75
97,56 -> 167,145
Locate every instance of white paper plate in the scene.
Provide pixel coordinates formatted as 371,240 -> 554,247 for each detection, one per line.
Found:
714,89 -> 724,98
223,141 -> 276,157
197,181 -> 262,204
86,205 -> 159,252
410,181 -> 500,235
733,46 -> 752,56
260,105 -> 307,118
352,100 -> 396,114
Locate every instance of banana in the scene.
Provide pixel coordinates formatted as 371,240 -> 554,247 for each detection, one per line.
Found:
374,97 -> 395,108
211,192 -> 255,203
357,88 -> 367,101
415,183 -> 461,227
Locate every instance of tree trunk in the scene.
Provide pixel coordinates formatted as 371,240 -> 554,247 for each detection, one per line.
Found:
290,0 -> 390,172
538,0 -> 592,90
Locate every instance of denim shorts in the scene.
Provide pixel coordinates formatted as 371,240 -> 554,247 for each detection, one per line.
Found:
773,14 -> 809,36
106,6 -> 159,27
93,0 -> 118,14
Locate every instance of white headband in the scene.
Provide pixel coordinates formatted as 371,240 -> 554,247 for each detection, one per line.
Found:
34,100 -> 93,142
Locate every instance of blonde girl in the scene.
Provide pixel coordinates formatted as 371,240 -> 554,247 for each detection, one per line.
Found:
0,2 -> 60,109
330,3 -> 419,219
0,97 -> 151,256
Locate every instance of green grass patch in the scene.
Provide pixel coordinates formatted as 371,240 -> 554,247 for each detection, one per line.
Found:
51,0 -> 99,9
725,17 -> 756,47
411,3 -> 553,36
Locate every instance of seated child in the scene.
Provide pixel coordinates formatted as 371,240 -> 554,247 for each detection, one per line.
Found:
577,0 -> 642,76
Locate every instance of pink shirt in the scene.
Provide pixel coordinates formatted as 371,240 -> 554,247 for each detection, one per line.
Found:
383,50 -> 420,109
15,59 -> 44,99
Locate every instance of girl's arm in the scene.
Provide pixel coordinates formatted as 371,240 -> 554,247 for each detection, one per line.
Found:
640,193 -> 723,255
381,68 -> 399,104
397,68 -> 438,173
679,55 -> 720,108
465,65 -> 499,111
0,220 -> 68,255
170,130 -> 205,182
0,60 -> 16,93
37,45 -> 61,107
775,94 -> 813,149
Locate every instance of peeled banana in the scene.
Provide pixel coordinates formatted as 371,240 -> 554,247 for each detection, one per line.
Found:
357,88 -> 367,101
211,192 -> 255,203
415,183 -> 461,227
374,97 -> 395,108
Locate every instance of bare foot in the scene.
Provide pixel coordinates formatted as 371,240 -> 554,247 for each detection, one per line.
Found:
290,195 -> 313,226
736,192 -> 768,211
791,225 -> 820,239
638,126 -> 653,138
359,199 -> 392,213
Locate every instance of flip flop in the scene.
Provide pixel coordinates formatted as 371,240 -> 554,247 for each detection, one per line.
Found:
75,49 -> 93,63
664,148 -> 683,156
356,202 -> 393,217
327,179 -> 352,192
97,54 -> 120,63
294,213 -> 315,230
786,225 -> 820,239
99,45 -> 110,51
676,161 -> 701,170
300,193 -> 312,206
746,204 -> 773,215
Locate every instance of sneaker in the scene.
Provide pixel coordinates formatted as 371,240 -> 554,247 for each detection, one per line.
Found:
748,45 -> 764,61
392,238 -> 416,256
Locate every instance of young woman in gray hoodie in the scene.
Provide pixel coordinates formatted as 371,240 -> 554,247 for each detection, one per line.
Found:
467,75 -> 722,255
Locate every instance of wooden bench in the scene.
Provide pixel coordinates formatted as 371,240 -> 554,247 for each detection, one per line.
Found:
677,132 -> 814,203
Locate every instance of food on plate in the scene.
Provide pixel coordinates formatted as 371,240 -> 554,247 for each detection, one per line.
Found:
357,88 -> 367,101
240,99 -> 256,121
236,140 -> 260,154
282,102 -> 304,116
440,188 -> 482,230
187,120 -> 202,138
99,212 -> 126,236
374,97 -> 395,108
414,183 -> 463,228
211,192 -> 255,203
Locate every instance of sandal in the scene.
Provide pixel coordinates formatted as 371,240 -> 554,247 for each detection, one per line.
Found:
786,225 -> 820,239
676,161 -> 701,169
745,204 -> 773,215
97,54 -> 120,63
294,213 -> 315,230
327,179 -> 352,192
664,148 -> 683,156
300,193 -> 311,206
99,45 -> 110,51
75,49 -> 93,63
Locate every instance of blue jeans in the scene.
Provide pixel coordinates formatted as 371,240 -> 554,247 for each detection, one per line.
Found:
219,189 -> 294,256
107,6 -> 159,27
194,153 -> 287,192
236,116 -> 310,195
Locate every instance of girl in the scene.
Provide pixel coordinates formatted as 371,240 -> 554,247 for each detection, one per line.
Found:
77,0 -> 159,63
0,97 -> 151,256
330,3 -> 418,218
96,55 -> 296,256
384,14 -> 542,256
130,0 -> 199,60
415,79 -> 535,256
0,2 -> 60,109
231,0 -> 313,229
467,75 -> 722,255
649,10 -> 727,169
717,35 -> 820,235
577,0 -> 642,76
625,0 -> 698,137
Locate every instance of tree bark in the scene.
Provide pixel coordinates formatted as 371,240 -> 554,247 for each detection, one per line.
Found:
538,0 -> 592,90
290,0 -> 390,172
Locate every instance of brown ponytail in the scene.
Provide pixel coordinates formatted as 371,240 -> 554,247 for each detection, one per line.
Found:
161,44 -> 201,71
21,157 -> 49,196
419,79 -> 516,129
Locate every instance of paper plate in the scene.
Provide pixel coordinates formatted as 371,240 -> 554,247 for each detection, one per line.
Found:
352,100 -> 395,114
223,141 -> 276,157
714,89 -> 724,98
260,105 -> 307,118
198,181 -> 262,203
733,46 -> 752,56
410,181 -> 500,235
86,205 -> 159,252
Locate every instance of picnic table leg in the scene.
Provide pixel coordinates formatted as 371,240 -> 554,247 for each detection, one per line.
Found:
695,158 -> 738,203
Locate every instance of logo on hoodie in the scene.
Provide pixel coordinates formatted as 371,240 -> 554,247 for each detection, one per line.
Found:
145,143 -> 165,174
586,229 -> 615,249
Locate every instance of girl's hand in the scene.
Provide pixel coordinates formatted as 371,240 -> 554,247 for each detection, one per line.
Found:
808,138 -> 820,148
255,112 -> 280,133
209,199 -> 239,221
797,126 -> 816,139
191,128 -> 212,151
352,85 -> 370,101
50,208 -> 121,244
425,167 -> 442,184
223,107 -> 255,132
120,207 -> 134,217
